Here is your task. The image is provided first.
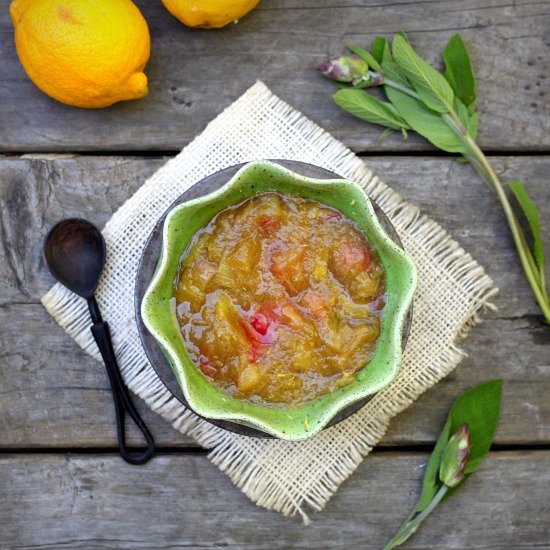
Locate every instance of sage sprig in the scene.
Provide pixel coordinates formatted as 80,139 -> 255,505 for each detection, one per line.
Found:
384,380 -> 503,549
319,34 -> 549,324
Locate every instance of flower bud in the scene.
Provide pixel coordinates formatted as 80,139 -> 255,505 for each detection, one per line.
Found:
439,424 -> 471,488
318,55 -> 370,84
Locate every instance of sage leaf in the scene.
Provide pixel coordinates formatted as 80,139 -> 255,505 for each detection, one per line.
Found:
413,380 -> 503,514
386,87 -> 467,154
386,381 -> 503,548
372,36 -> 411,87
347,44 -> 382,73
392,34 -> 455,113
378,127 -> 394,141
371,36 -> 388,64
454,97 -> 469,129
382,59 -> 410,88
447,379 -> 502,475
369,36 -> 408,86
396,30 -> 411,44
454,97 -> 477,140
333,89 -> 409,130
468,112 -> 479,140
510,181 -> 545,276
380,38 -> 393,65
443,34 -> 477,109
414,416 -> 452,511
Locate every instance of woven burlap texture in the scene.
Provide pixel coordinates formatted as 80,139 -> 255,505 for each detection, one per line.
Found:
42,81 -> 496,523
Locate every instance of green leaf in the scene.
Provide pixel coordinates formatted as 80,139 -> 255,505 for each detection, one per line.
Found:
333,89 -> 410,130
454,97 -> 477,140
382,60 -> 410,87
371,36 -> 388,64
396,30 -> 411,44
380,39 -> 393,65
386,381 -> 502,549
371,36 -> 410,88
369,36 -> 410,88
347,44 -> 382,73
378,127 -> 394,141
392,34 -> 455,113
414,417 -> 452,511
413,380 -> 502,513
443,34 -> 477,110
382,60 -> 412,87
510,181 -> 545,275
386,87 -> 468,154
447,380 -> 502,474
468,112 -> 479,140
454,98 -> 469,128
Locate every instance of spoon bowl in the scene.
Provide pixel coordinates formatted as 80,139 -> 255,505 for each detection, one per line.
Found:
44,218 -> 105,299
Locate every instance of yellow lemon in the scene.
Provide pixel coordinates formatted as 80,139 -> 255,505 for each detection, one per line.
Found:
10,0 -> 151,108
161,0 -> 260,29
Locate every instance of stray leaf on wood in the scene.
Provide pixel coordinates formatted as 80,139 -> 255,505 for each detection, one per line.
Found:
384,381 -> 502,549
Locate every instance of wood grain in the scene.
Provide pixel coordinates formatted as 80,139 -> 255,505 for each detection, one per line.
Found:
1,451 -> 548,548
0,155 -> 548,449
1,0 -> 548,153
1,6 -> 548,546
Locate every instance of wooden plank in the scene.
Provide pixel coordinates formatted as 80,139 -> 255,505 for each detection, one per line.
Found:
1,1 -> 548,153
0,155 -> 548,448
0,451 -> 548,548
0,302 -> 195,449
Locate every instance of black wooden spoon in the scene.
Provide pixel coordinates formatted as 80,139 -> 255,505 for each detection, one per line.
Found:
44,218 -> 155,465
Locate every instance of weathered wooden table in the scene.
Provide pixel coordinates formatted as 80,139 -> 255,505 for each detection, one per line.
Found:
1,1 -> 549,548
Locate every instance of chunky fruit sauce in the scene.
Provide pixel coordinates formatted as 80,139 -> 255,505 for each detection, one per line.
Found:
173,193 -> 385,406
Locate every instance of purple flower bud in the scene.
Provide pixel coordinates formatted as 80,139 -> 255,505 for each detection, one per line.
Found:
439,424 -> 471,488
318,55 -> 370,84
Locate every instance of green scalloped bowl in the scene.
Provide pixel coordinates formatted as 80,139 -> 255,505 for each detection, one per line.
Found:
141,160 -> 417,441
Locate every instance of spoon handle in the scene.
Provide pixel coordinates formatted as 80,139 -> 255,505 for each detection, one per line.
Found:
90,320 -> 155,465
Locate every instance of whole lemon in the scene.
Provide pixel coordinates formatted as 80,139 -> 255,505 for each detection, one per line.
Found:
10,0 -> 151,108
161,0 -> 260,29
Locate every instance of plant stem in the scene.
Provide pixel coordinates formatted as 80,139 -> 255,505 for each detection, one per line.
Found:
373,74 -> 550,324
463,137 -> 550,323
384,485 -> 449,549
368,71 -> 421,100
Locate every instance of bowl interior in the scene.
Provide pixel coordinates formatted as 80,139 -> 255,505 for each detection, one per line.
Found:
141,160 -> 417,440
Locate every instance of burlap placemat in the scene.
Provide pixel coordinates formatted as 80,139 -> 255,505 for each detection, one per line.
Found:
42,81 -> 496,523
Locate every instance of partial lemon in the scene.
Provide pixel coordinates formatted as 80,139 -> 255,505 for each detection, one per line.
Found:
161,0 -> 260,29
10,0 -> 151,108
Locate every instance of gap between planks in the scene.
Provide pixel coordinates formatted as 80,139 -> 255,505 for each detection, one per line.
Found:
2,150 -> 550,158
1,444 -> 550,456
